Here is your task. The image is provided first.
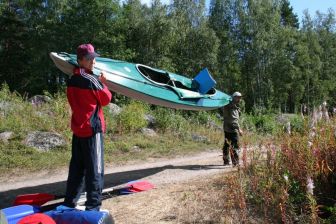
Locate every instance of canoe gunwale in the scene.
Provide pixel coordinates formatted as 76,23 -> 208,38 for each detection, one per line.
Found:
49,52 -> 230,110
54,52 -> 217,99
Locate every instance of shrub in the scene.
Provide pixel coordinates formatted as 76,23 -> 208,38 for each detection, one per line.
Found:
240,114 -> 257,132
114,100 -> 148,133
254,114 -> 281,134
241,114 -> 282,135
189,111 -> 210,126
153,107 -> 188,132
0,83 -> 23,104
289,115 -> 305,134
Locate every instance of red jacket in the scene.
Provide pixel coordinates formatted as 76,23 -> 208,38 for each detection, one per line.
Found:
67,67 -> 112,137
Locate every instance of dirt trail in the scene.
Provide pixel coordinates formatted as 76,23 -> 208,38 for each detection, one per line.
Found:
0,150 -> 236,223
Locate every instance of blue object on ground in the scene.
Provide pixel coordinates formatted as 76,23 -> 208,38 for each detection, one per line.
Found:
1,205 -> 39,224
44,205 -> 113,224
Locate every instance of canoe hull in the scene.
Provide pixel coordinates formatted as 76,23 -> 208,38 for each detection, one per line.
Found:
50,52 -> 231,111
108,81 -> 220,111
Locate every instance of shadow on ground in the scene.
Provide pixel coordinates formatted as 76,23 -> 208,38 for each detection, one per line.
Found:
0,164 -> 226,209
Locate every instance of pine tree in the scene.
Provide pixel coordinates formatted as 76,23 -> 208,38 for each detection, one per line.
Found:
280,0 -> 299,28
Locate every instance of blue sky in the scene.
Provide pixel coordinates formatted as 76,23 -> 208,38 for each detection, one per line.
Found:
289,0 -> 335,20
139,0 -> 335,20
289,0 -> 336,21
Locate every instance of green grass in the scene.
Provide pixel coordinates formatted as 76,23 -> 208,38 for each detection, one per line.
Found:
0,131 -> 222,174
0,141 -> 71,173
0,84 -> 223,174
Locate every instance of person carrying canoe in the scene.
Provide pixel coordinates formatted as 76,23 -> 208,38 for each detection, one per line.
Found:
64,43 -> 112,211
222,91 -> 243,166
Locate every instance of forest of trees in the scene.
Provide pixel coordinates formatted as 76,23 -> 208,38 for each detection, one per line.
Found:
0,0 -> 335,113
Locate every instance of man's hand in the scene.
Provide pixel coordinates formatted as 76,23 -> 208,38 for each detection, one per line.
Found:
238,128 -> 243,136
99,71 -> 107,84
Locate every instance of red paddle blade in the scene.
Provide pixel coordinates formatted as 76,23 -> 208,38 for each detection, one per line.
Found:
127,181 -> 154,192
14,193 -> 56,206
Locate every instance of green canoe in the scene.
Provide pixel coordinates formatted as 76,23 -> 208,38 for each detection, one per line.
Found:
50,52 -> 231,111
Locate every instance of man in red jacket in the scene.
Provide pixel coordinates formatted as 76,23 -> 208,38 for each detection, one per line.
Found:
64,43 -> 112,211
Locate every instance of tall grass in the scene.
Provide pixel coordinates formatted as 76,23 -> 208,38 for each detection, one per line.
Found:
239,118 -> 336,223
173,116 -> 335,223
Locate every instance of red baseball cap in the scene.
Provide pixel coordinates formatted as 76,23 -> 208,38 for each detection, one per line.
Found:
76,43 -> 100,60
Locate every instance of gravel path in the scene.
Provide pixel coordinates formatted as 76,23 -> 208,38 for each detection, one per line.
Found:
0,149 -> 236,216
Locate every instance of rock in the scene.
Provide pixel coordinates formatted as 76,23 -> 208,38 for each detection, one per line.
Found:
0,131 -> 14,143
0,101 -> 22,113
108,103 -> 122,116
191,134 -> 208,143
131,145 -> 141,152
34,110 -> 54,118
207,120 -> 223,131
34,111 -> 47,117
141,128 -> 157,137
144,114 -> 156,127
0,101 -> 10,110
28,95 -> 51,106
24,131 -> 66,151
216,113 -> 222,119
285,121 -> 291,134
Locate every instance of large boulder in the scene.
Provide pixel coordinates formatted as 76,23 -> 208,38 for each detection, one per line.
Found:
24,131 -> 66,151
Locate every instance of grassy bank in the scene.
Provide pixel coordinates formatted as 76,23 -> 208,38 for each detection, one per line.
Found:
0,84 -> 223,175
176,118 -> 336,223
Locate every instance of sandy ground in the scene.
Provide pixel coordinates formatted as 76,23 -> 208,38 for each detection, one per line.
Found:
0,149 -> 238,223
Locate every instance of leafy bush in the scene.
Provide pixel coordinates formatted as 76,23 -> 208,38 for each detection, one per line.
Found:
289,115 -> 305,134
114,100 -> 148,133
254,114 -> 281,134
240,113 -> 281,135
153,107 -> 189,133
189,111 -> 210,126
0,83 -> 23,104
240,114 -> 257,132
